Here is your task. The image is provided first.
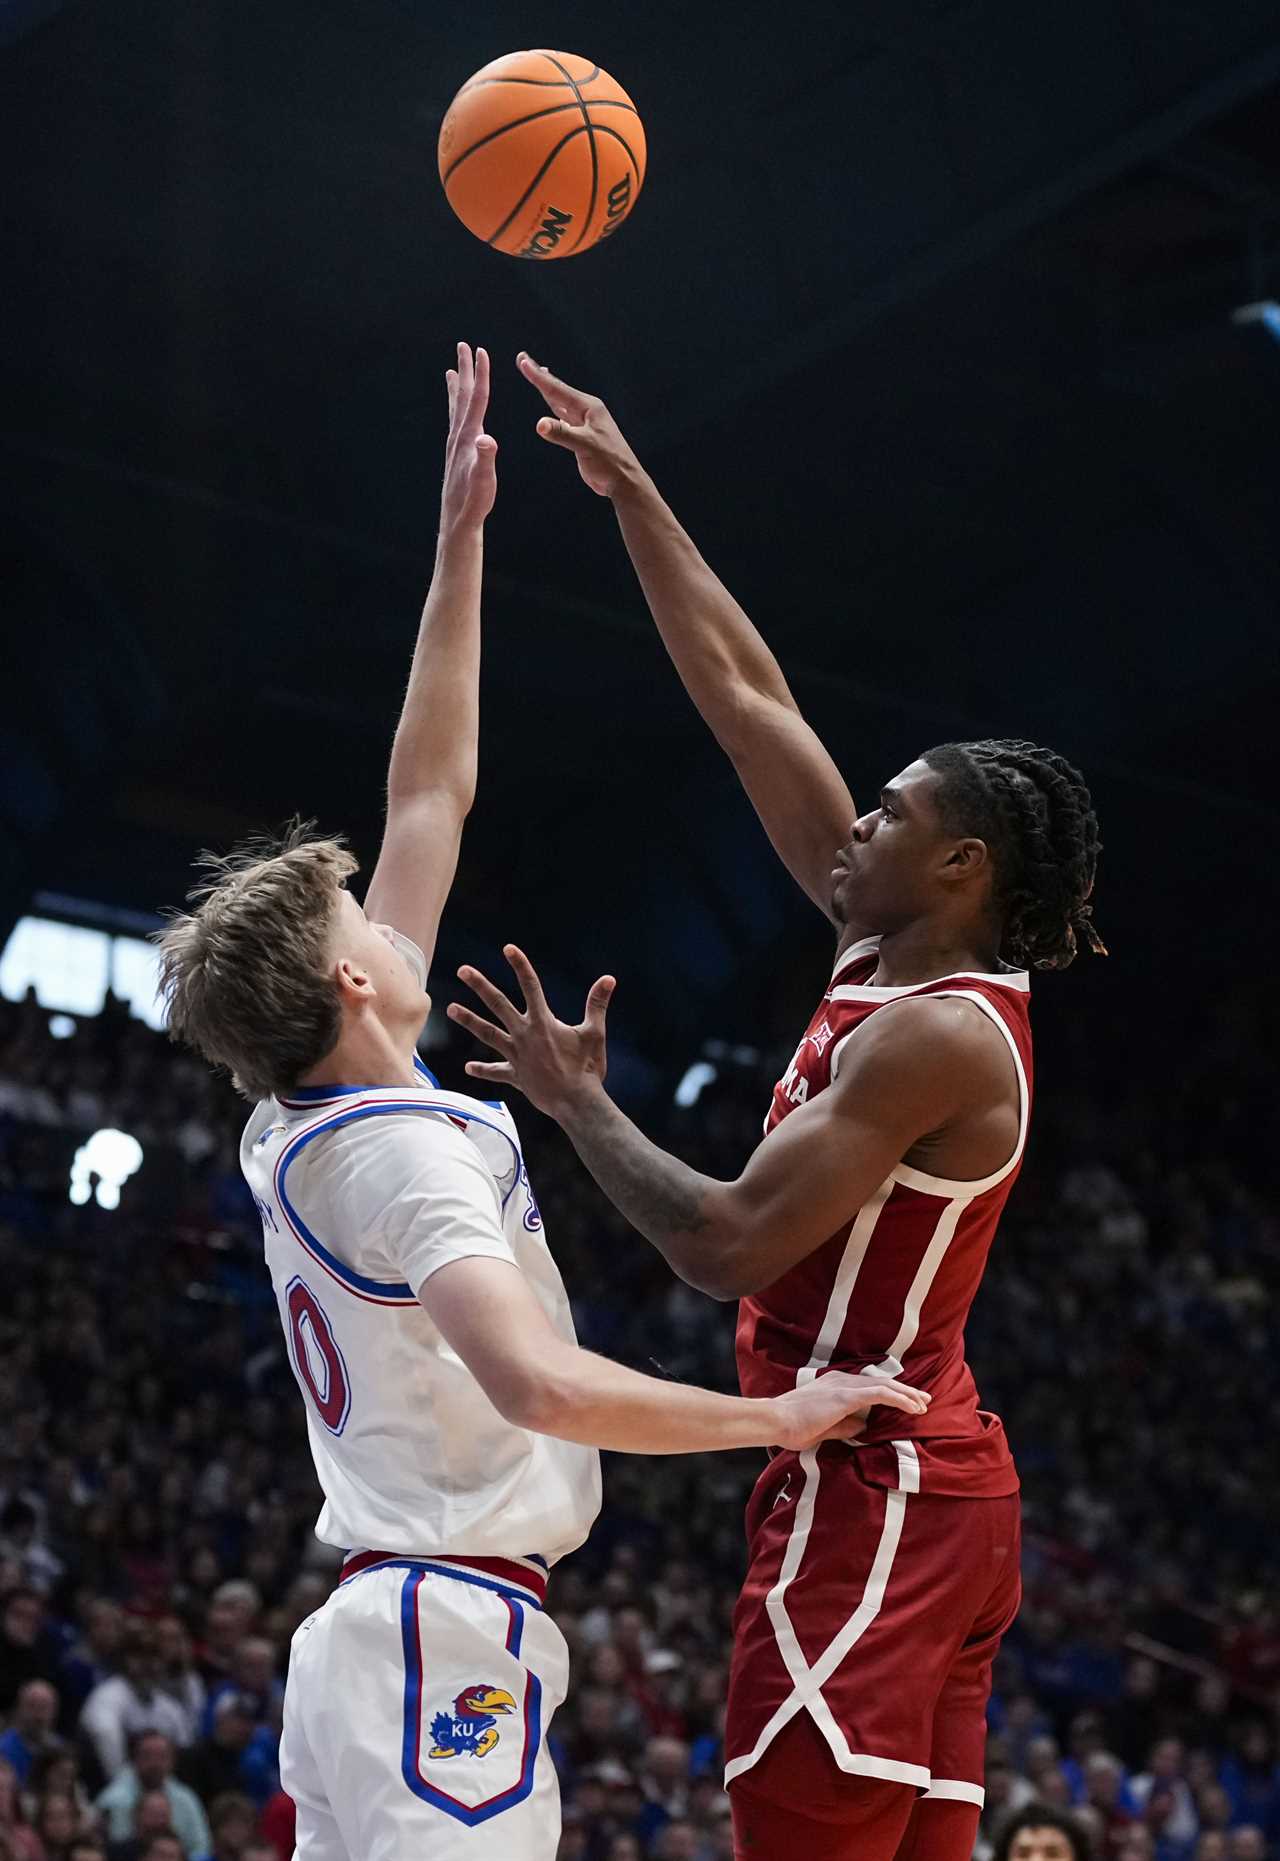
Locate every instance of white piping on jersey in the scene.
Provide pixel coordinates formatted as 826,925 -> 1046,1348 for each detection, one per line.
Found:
269,1092 -> 527,1307
831,965 -> 1030,999
829,934 -> 881,982
924,1778 -> 987,1805
862,1199 -> 968,1382
723,1437 -> 927,1791
829,987 -> 1030,1202
796,1180 -> 895,1386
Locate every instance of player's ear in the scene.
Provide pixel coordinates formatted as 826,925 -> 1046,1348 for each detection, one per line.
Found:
334,957 -> 375,998
940,837 -> 989,883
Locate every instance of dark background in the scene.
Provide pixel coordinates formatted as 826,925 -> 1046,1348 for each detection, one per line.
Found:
3,0 -> 1278,1086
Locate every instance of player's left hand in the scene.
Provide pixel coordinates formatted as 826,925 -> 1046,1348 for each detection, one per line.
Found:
448,946 -> 616,1118
440,342 -> 498,536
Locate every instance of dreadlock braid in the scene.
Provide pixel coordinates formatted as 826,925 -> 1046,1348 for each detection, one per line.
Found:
921,738 -> 1106,971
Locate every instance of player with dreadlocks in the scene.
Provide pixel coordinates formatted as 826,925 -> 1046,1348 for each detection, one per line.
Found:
447,358 -> 1106,1861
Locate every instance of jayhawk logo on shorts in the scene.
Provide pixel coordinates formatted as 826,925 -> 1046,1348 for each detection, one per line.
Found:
428,1685 -> 517,1760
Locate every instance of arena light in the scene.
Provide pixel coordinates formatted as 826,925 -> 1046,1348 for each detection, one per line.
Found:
68,1129 -> 144,1211
48,1014 -> 77,1039
674,1061 -> 717,1108
1231,300 -> 1280,346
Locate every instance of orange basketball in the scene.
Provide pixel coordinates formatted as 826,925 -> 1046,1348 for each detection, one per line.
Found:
438,50 -> 646,260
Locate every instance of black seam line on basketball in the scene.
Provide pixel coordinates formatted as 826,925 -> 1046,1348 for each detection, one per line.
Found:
442,99 -> 638,188
464,65 -> 600,88
540,51 -> 597,253
586,121 -> 647,193
485,125 -> 589,247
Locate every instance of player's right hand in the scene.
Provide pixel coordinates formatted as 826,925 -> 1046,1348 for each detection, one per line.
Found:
517,353 -> 643,499
441,342 -> 498,537
770,1371 -> 930,1453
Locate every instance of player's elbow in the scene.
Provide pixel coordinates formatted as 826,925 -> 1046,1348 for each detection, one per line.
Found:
484,1357 -> 573,1436
680,1242 -> 759,1303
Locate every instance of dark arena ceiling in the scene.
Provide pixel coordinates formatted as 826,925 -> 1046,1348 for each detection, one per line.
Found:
3,0 -> 1279,1074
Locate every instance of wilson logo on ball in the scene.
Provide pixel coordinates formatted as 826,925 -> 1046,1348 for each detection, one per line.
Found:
519,206 -> 573,259
598,174 -> 633,241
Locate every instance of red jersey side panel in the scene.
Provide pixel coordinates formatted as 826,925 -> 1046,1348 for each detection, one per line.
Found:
735,937 -> 1030,1498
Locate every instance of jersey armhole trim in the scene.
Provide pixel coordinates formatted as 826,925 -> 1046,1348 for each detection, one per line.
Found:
273,1099 -> 522,1305
888,990 -> 1030,1200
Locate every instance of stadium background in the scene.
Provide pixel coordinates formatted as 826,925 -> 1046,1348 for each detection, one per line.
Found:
1,2 -> 1278,1857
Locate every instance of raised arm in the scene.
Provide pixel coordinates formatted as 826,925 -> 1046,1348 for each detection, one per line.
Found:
517,352 -> 856,923
363,344 -> 497,966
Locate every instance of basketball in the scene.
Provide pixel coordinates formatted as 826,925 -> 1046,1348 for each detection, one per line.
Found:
438,50 -> 646,260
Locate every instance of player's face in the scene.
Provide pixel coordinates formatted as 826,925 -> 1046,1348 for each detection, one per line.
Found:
830,759 -> 946,928
331,890 -> 431,1027
1009,1834 -> 1078,1861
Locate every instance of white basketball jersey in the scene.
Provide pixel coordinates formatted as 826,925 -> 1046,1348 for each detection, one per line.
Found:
240,1053 -> 601,1567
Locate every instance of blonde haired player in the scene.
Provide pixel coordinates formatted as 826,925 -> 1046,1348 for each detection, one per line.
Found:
157,347 -> 928,1861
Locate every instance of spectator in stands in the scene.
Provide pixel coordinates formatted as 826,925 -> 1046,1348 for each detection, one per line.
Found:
254,1790 -> 293,1861
33,1792 -> 85,1861
0,1506 -> 62,1602
206,1793 -> 254,1861
177,1699 -> 275,1812
0,1680 -> 62,1786
992,1805 -> 1095,1858
1228,1832 -> 1267,1861
81,1629 -> 190,1782
27,1750 -> 94,1831
0,1596 -> 57,1717
0,1756 -> 41,1861
137,1840 -> 183,1861
194,1593 -> 258,1697
105,1788 -> 176,1861
201,1643 -> 280,1742
68,1845 -> 107,1861
151,1623 -> 204,1753
1130,1739 -> 1199,1854
96,1731 -> 212,1858
59,1604 -> 125,1724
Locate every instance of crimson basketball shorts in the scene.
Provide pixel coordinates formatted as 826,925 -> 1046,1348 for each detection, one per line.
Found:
724,1441 -> 1021,1810
282,1554 -> 568,1861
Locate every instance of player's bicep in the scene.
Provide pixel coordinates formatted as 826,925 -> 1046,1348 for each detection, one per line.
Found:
363,791 -> 466,974
726,691 -> 857,923
419,1255 -> 564,1425
716,1008 -> 961,1293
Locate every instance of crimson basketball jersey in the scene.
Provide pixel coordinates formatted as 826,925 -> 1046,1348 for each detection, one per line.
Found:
736,935 -> 1030,1498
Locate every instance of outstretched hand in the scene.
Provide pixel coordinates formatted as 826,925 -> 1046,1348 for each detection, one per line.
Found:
441,342 -> 498,537
772,1370 -> 931,1453
448,945 -> 616,1120
517,352 -> 644,499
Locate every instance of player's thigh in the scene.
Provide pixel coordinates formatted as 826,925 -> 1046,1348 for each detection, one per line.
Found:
281,1625 -> 350,1861
924,1491 -> 1022,1806
892,1796 -> 981,1861
295,1565 -> 569,1861
729,1712 -> 916,1861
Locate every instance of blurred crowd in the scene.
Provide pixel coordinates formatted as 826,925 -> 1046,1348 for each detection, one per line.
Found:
0,975 -> 1276,1861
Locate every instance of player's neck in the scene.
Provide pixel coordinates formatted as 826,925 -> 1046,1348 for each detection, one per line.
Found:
869,921 -> 1002,987
297,1019 -> 421,1093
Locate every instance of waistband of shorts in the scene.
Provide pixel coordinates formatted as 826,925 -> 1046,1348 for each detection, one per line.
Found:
340,1549 -> 549,1607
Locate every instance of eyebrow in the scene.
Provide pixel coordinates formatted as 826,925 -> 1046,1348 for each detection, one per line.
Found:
880,785 -> 906,809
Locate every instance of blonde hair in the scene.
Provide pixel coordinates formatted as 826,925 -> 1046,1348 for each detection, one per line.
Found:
155,822 -> 357,1101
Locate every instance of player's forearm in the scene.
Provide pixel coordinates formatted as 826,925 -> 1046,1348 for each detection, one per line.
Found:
552,1077 -> 745,1299
516,1338 -> 780,1453
610,472 -> 800,749
384,525 -> 484,811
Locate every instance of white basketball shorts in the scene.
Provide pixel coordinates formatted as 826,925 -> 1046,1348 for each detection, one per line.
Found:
282,1553 -> 568,1861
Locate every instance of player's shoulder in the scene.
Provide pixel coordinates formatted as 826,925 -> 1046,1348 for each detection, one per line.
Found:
838,990 -> 1008,1080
